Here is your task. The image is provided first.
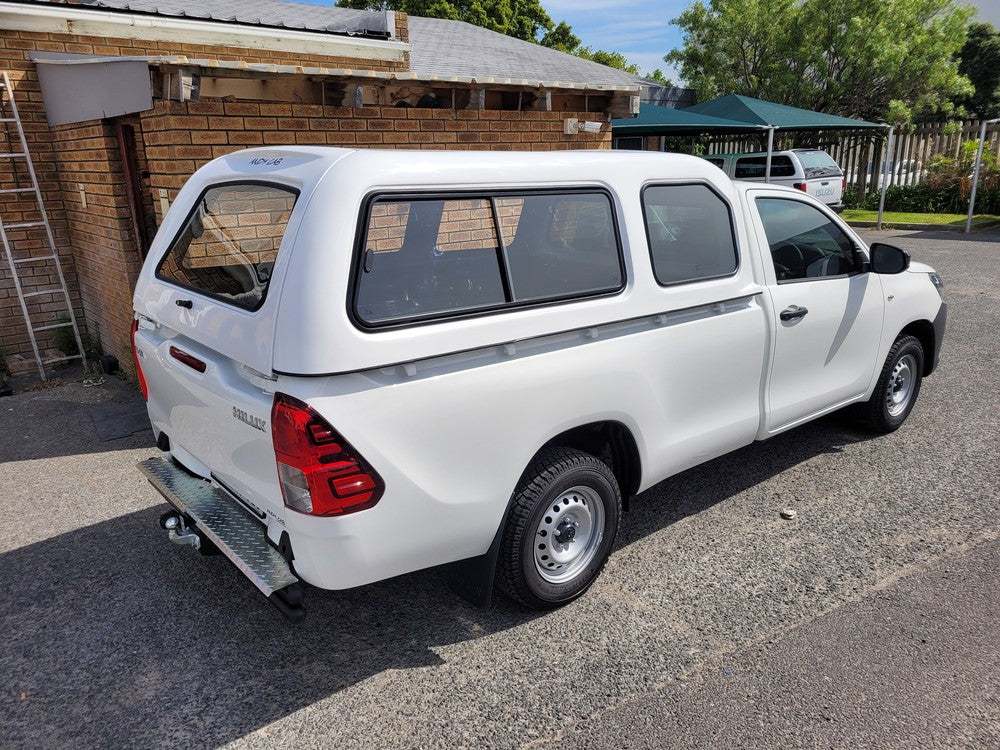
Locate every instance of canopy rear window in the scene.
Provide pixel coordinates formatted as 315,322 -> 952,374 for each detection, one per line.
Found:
735,155 -> 795,179
156,182 -> 298,311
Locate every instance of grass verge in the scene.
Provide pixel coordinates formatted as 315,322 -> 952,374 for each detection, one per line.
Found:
841,210 -> 1000,228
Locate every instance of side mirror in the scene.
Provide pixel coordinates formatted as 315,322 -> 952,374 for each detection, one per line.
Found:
869,242 -> 910,274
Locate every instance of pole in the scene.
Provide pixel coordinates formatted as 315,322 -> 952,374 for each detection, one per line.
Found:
877,126 -> 894,230
764,127 -> 775,184
966,118 -> 999,233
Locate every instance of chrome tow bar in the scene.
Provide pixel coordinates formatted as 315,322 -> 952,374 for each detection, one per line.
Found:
160,511 -> 201,550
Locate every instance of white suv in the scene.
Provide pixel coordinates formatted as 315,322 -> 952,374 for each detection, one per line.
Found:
704,149 -> 845,210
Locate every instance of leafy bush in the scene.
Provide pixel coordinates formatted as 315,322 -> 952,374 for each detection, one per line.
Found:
843,186 -> 865,209
854,139 -> 1000,215
924,141 -> 999,192
859,184 -> 1000,214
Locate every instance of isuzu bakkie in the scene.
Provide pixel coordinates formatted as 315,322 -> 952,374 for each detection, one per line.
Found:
132,148 -> 946,621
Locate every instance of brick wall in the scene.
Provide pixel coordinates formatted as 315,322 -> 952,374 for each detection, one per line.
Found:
0,22 -> 614,377
141,101 -> 611,223
49,119 -> 143,370
0,26 -> 407,375
0,36 -> 81,375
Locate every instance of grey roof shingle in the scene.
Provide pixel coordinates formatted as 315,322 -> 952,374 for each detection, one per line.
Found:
18,0 -> 646,88
407,16 -> 646,87
20,0 -> 392,35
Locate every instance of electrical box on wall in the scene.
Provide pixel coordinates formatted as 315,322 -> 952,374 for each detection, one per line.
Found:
564,118 -> 603,135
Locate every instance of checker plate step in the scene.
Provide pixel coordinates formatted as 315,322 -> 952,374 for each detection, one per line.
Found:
138,457 -> 298,597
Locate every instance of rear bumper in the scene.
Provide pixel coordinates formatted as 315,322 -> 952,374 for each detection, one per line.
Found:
138,457 -> 304,619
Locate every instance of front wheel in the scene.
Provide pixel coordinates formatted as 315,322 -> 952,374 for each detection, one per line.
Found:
497,447 -> 621,609
857,334 -> 924,433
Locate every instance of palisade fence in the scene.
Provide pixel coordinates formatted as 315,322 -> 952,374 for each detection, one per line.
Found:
689,120 -> 1000,197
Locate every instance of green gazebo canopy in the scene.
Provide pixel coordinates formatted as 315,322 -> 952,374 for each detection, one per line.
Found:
612,103 -> 764,136
685,94 -> 882,130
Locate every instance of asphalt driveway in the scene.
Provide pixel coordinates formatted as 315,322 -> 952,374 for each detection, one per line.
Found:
1,228 -> 997,749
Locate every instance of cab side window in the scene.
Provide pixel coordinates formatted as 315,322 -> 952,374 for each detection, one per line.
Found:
642,184 -> 738,285
755,198 -> 859,282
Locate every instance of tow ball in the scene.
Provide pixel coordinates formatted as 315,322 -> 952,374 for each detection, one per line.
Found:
159,510 -> 201,550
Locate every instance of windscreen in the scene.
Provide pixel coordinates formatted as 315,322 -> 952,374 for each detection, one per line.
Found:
796,151 -> 843,177
156,183 -> 298,311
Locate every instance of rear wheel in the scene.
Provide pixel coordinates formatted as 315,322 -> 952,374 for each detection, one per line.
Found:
497,447 -> 621,609
856,335 -> 924,433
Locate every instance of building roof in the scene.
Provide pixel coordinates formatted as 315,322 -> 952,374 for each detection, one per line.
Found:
642,84 -> 695,108
16,0 -> 394,36
686,94 -> 883,130
406,16 -> 646,88
17,0 -> 647,89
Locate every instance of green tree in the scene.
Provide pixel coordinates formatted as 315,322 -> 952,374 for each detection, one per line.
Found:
645,69 -> 675,85
666,0 -> 974,121
956,22 -> 1000,118
540,20 -> 580,53
576,47 -> 641,75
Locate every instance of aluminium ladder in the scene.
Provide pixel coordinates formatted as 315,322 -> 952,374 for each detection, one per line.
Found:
0,70 -> 86,380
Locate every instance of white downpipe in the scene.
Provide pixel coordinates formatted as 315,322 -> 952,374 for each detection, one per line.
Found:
966,118 -> 999,234
764,127 -> 775,184
877,126 -> 894,230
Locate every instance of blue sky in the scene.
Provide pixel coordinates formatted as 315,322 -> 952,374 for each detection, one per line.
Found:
541,0 -> 687,80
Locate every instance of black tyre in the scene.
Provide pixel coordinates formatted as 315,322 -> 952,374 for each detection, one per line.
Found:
856,334 -> 924,433
497,447 -> 621,609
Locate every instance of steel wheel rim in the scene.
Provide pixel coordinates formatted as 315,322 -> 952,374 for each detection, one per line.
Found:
886,353 -> 917,417
534,485 -> 604,584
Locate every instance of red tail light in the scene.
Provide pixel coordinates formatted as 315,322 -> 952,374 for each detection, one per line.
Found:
271,393 -> 384,516
842,178 -> 846,192
793,182 -> 807,191
131,318 -> 149,401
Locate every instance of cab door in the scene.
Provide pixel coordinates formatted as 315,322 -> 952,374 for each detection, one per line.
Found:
748,192 -> 884,432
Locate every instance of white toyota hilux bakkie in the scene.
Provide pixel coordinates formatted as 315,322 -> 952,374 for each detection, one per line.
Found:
132,147 -> 946,621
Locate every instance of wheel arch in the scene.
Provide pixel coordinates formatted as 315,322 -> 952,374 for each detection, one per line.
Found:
899,319 -> 936,376
541,420 -> 642,508
446,420 -> 641,609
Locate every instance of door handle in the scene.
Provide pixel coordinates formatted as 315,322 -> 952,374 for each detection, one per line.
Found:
780,305 -> 809,321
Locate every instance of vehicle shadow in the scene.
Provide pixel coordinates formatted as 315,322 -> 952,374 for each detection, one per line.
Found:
859,227 -> 1000,244
0,414 -> 875,747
